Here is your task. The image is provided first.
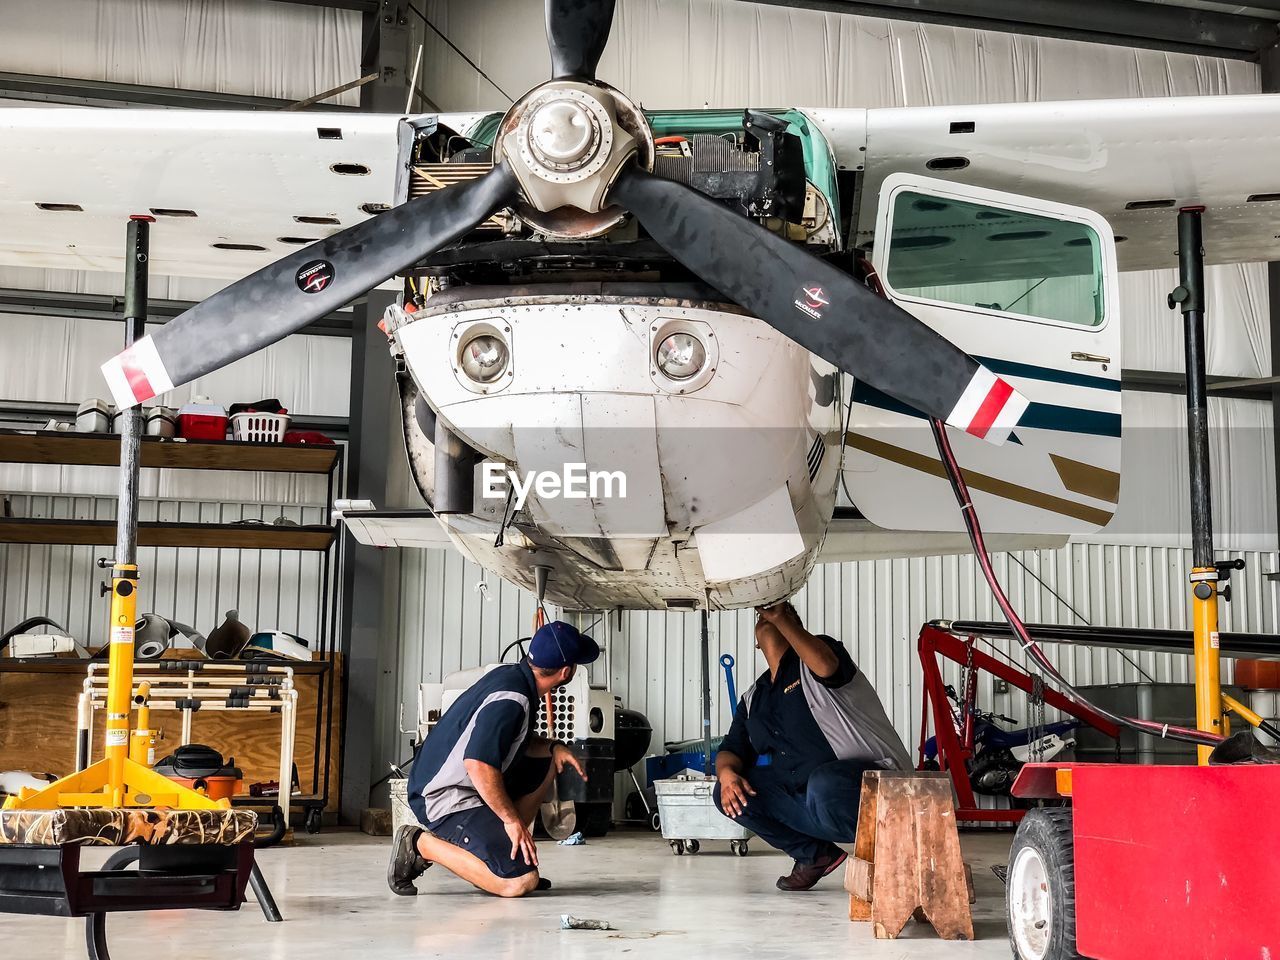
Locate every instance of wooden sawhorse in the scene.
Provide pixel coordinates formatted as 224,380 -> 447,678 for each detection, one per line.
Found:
844,770 -> 975,941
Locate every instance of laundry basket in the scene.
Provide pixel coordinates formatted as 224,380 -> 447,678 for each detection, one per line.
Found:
231,411 -> 291,443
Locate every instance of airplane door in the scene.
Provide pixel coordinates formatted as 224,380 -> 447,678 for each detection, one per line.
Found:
842,173 -> 1121,535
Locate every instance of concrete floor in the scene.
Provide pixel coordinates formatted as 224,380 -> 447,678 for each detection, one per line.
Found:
1,829 -> 1015,958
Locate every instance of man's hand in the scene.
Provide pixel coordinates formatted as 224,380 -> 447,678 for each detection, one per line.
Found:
505,817 -> 538,867
551,742 -> 588,780
718,769 -> 756,818
756,602 -> 798,630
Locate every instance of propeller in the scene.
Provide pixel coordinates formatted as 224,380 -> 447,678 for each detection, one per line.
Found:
609,168 -> 1028,443
102,164 -> 518,408
103,0 -> 1028,446
546,0 -> 617,80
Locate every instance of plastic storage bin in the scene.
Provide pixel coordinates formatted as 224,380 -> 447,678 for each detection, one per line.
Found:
231,411 -> 291,443
654,774 -> 753,856
75,399 -> 111,433
145,405 -> 177,437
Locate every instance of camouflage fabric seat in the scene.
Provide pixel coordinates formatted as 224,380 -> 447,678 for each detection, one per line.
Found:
0,808 -> 257,846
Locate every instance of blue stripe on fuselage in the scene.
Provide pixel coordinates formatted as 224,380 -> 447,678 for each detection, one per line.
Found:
974,356 -> 1121,393
852,377 -> 1121,439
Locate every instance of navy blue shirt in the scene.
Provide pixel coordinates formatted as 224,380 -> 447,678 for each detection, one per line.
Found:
408,661 -> 539,825
721,636 -> 908,789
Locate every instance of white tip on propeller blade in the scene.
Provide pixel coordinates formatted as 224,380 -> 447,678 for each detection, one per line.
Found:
945,366 -> 1029,446
100,335 -> 175,410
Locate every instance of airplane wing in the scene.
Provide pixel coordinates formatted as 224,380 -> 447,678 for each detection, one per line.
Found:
815,513 -> 1065,565
804,94 -> 1280,272
336,508 -> 455,550
0,108 -> 429,279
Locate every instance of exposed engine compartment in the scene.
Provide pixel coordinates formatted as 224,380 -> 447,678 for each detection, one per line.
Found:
406,108 -> 839,287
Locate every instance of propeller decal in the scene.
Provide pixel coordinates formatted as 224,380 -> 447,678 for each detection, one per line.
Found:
948,366 -> 1029,445
102,336 -> 175,408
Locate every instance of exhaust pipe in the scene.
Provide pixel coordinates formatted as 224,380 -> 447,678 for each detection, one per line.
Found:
434,419 -> 482,514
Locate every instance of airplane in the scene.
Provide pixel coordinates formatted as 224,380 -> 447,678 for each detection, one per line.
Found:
2,0 -> 1277,612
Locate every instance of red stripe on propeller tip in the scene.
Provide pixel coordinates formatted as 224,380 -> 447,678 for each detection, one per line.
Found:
121,357 -> 156,405
966,377 -> 1014,440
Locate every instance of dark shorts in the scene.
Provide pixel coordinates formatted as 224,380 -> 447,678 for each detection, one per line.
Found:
410,754 -> 551,880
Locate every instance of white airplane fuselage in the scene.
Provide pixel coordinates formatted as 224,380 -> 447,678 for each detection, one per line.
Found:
389,290 -> 844,610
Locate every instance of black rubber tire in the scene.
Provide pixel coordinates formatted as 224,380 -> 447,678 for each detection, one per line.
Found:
671,840 -> 685,856
576,801 -> 613,837
305,807 -> 322,835
1006,808 -> 1080,960
685,839 -> 700,854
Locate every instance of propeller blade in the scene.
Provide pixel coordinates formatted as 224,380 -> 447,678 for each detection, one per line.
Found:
102,164 -> 519,409
545,0 -> 616,80
609,167 -> 1029,445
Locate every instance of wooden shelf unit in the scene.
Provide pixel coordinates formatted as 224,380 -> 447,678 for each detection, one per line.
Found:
0,428 -> 339,474
0,426 -> 346,817
0,517 -> 336,550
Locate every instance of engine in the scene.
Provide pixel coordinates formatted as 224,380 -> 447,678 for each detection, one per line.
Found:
404,108 -> 836,286
648,111 -> 806,223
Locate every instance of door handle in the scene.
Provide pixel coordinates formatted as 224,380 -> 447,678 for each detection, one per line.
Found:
1070,352 -> 1111,364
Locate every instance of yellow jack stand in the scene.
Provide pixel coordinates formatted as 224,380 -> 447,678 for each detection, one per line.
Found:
1170,206 -> 1235,765
3,217 -> 221,814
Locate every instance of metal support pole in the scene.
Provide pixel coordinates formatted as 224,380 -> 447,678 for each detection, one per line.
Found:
337,5 -> 413,822
103,215 -> 152,801
1169,206 -> 1223,763
700,608 -> 713,775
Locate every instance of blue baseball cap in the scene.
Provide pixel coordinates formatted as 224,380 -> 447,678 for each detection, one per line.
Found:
529,621 -> 600,670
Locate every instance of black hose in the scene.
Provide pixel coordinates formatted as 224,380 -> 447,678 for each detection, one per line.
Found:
499,637 -> 530,663
929,418 -> 1222,749
253,805 -> 288,849
1258,719 -> 1280,745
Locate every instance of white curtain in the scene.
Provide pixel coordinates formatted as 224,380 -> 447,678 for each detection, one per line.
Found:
414,0 -> 1256,112
0,0 -> 362,106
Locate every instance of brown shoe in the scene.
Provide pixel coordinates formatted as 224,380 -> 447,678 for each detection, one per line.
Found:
776,846 -> 848,892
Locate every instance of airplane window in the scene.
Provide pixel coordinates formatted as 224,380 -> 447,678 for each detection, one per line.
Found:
884,191 -> 1104,327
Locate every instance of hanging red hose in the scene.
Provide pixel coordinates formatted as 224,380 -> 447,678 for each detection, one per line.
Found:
929,417 -> 1223,749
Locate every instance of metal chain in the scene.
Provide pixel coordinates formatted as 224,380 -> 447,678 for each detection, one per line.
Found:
1029,674 -> 1046,762
959,640 -> 975,737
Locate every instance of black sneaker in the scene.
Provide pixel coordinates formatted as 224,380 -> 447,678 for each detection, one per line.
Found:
776,846 -> 847,892
387,825 -> 430,896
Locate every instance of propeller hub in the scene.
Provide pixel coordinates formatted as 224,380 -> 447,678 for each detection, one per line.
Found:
497,79 -> 652,239
528,99 -> 600,170
513,86 -> 615,186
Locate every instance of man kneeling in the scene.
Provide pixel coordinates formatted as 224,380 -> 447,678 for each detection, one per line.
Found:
715,602 -> 910,891
388,621 -> 597,898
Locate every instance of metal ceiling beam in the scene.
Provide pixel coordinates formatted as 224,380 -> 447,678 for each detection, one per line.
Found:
743,0 -> 1279,59
261,0 -> 378,11
1122,368 -> 1273,401
0,71 -> 360,111
0,287 -> 356,337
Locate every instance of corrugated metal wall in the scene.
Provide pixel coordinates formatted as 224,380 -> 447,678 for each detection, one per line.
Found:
1,493 -> 332,649
381,542 -> 1279,806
